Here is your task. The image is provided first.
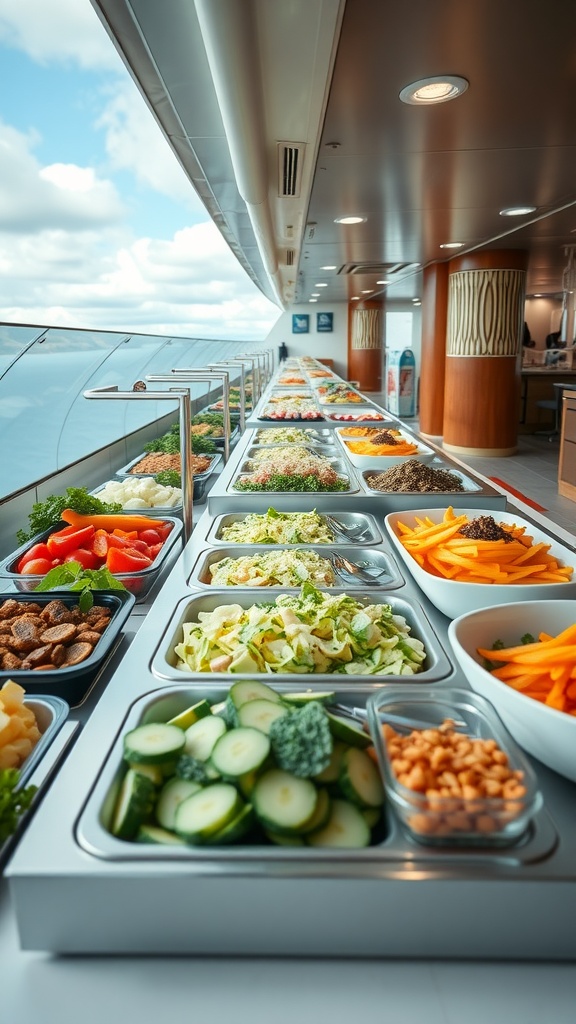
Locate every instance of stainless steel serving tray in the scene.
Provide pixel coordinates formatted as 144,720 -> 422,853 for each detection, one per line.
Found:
205,510 -> 384,546
90,480 -> 184,518
0,694 -> 69,869
115,453 -> 222,501
362,459 -> 484,494
188,544 -> 404,590
75,683 -> 557,869
149,589 -> 453,688
252,427 -> 336,446
229,455 -> 360,495
243,442 -> 338,464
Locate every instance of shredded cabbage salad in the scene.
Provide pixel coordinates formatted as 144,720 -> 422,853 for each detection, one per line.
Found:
174,583 -> 427,676
208,549 -> 335,587
219,508 -> 335,545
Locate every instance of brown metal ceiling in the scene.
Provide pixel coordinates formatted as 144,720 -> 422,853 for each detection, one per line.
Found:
298,0 -> 576,304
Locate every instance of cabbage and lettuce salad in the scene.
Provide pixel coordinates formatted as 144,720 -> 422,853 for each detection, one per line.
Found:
208,549 -> 336,587
174,583 -> 427,675
219,508 -> 334,545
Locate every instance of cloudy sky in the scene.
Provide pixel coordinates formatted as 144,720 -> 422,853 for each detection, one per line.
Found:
0,0 -> 281,340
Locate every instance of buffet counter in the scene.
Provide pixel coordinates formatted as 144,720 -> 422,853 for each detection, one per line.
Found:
2,362 -> 576,1018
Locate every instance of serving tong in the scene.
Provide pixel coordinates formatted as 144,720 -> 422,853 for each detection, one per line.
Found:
330,552 -> 391,586
322,513 -> 371,542
330,703 -> 467,733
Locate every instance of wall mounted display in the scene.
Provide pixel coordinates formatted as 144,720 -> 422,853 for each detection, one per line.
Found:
317,312 -> 333,333
292,314 -> 310,334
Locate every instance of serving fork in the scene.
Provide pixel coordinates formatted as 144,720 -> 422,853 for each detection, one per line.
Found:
322,513 -> 371,542
330,553 -> 390,585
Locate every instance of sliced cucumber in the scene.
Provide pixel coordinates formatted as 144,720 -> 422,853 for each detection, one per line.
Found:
167,699 -> 212,730
313,740 -> 347,784
326,711 -> 372,749
209,804 -> 255,845
228,679 -> 283,709
129,762 -> 164,786
306,799 -> 371,848
237,698 -> 289,734
111,769 -> 156,840
299,787 -> 331,834
362,807 -> 382,829
184,714 -> 227,761
283,691 -> 335,705
338,747 -> 385,809
124,722 -> 186,766
175,783 -> 243,843
264,829 -> 305,846
210,726 -> 270,778
136,824 -> 187,846
155,777 -> 203,830
253,768 -> 318,834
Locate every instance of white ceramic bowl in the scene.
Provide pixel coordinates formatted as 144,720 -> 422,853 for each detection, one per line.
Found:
384,507 -> 576,618
448,600 -> 576,782
335,428 -> 436,469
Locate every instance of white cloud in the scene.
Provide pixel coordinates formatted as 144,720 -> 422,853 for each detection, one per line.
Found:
95,81 -> 206,211
0,0 -> 121,70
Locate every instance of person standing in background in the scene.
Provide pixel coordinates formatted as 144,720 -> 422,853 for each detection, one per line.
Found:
278,341 -> 288,362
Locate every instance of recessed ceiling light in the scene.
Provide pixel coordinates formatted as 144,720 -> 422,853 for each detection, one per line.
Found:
334,216 -> 366,225
361,289 -> 372,294
399,75 -> 469,105
439,241 -> 464,249
315,283 -> 328,287
311,292 -> 320,297
376,279 -> 390,285
309,298 -> 317,303
412,298 -> 421,305
351,295 -> 359,300
320,265 -> 337,270
499,205 -> 537,216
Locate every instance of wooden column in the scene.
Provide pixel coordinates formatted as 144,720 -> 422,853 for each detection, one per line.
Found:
347,301 -> 383,391
443,250 -> 527,456
419,263 -> 449,437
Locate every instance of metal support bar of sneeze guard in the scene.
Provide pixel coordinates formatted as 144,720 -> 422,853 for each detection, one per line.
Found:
233,355 -> 260,405
206,362 -> 246,433
83,384 -> 194,542
149,370 -> 231,464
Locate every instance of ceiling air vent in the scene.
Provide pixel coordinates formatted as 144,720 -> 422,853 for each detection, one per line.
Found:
285,249 -> 295,266
339,262 -> 415,276
278,143 -> 305,198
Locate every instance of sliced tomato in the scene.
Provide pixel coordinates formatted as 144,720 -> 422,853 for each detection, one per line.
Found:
47,524 -> 95,559
19,558 -> 54,576
106,547 -> 153,574
64,548 -> 100,570
17,542 -> 52,573
147,543 -> 163,562
138,528 -> 162,546
91,530 -> 110,559
153,521 -> 173,541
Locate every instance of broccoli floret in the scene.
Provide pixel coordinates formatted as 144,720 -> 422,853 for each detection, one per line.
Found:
269,702 -> 332,778
175,755 -> 215,785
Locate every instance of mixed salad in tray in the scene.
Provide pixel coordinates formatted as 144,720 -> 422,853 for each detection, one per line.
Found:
174,583 -> 427,676
207,549 -> 336,587
218,509 -> 335,545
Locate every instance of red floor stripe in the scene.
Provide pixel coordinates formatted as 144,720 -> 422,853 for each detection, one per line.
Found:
489,477 -> 547,512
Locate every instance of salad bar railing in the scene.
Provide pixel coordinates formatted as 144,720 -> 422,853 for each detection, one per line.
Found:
3,357 -> 576,960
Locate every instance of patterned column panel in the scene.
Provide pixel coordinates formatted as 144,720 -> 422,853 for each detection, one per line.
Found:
351,307 -> 383,349
447,269 -> 526,356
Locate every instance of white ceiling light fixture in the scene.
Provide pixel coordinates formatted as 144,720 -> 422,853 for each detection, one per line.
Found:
311,292 -> 320,297
315,282 -> 328,287
399,75 -> 469,105
320,265 -> 337,270
309,298 -> 318,303
440,241 -> 464,249
499,205 -> 537,217
334,216 -> 366,224
376,279 -> 390,285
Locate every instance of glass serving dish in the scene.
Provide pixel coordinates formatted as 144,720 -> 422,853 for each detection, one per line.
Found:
366,685 -> 542,847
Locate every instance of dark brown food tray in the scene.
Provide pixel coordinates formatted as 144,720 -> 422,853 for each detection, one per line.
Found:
0,590 -> 135,702
149,589 -> 453,688
0,518 -> 183,602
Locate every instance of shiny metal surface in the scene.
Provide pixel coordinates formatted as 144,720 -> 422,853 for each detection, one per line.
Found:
205,510 -> 384,547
